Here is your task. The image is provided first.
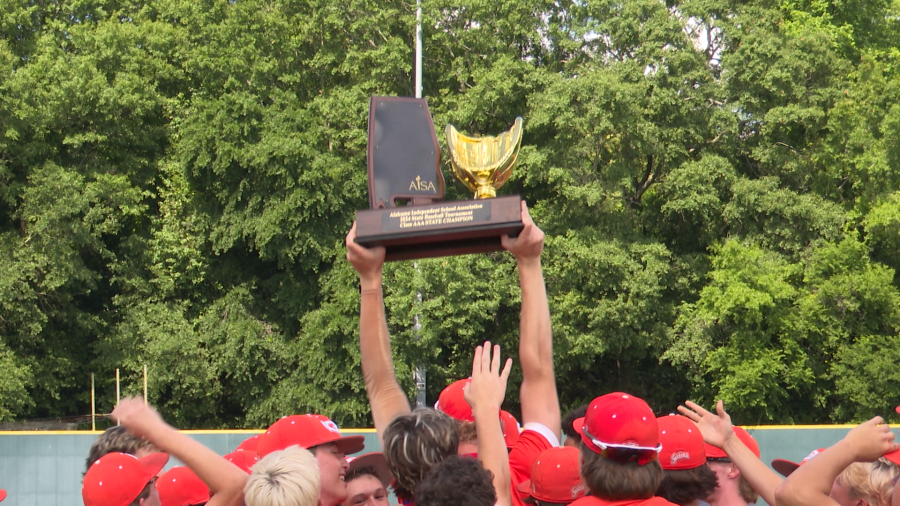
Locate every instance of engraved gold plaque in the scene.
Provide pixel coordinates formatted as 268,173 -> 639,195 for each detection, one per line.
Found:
446,117 -> 524,199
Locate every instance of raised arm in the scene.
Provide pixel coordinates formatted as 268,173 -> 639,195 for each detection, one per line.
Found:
346,222 -> 411,441
775,416 -> 898,506
464,342 -> 514,506
111,397 -> 247,506
501,202 -> 560,439
679,400 -> 782,506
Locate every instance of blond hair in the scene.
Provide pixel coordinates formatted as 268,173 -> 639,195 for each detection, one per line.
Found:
383,408 -> 459,494
835,459 -> 900,506
244,446 -> 321,506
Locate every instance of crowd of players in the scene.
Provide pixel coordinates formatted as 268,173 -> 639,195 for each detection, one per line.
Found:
2,201 -> 900,506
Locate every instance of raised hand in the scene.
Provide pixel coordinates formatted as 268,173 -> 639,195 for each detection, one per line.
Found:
464,341 -> 513,413
678,399 -> 735,450
843,416 -> 898,462
110,397 -> 165,440
346,221 -> 386,285
501,201 -> 544,262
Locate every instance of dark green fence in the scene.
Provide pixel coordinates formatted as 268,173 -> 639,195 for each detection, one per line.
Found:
0,426 -> 858,505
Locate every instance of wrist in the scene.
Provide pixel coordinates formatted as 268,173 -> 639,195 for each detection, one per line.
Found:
360,273 -> 383,290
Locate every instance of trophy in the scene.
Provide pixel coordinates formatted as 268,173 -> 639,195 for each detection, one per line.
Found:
354,97 -> 525,261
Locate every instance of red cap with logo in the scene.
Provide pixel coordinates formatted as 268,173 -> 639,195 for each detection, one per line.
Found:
256,414 -> 366,458
500,410 -> 520,448
705,426 -> 759,459
157,467 -> 210,506
771,448 -> 825,477
515,447 -> 585,503
435,379 -> 475,422
574,392 -> 662,459
236,434 -> 261,453
225,450 -> 259,474
657,414 -> 705,470
82,452 -> 169,506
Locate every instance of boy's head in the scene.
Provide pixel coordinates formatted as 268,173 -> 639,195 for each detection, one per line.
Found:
561,405 -> 588,449
257,414 -> 365,506
245,446 -> 321,506
85,426 -> 158,474
82,452 -> 169,506
516,447 -> 585,506
157,466 -> 210,506
655,414 -> 717,506
705,426 -> 760,504
414,455 -> 495,506
382,408 -> 459,498
343,453 -> 392,506
575,392 -> 664,501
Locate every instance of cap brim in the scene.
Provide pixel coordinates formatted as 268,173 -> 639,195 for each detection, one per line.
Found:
515,480 -> 533,498
140,452 -> 170,477
573,417 -> 585,436
333,435 -> 366,455
883,450 -> 900,467
348,452 -> 392,488
0,489 -> 7,502
771,459 -> 800,477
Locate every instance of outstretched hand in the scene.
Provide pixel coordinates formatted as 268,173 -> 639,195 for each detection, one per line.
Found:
843,416 -> 899,462
110,396 -> 166,440
464,341 -> 513,412
501,201 -> 544,262
678,400 -> 735,450
346,221 -> 386,283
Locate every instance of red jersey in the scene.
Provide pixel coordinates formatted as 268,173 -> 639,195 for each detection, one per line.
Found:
569,495 -> 679,506
509,429 -> 555,506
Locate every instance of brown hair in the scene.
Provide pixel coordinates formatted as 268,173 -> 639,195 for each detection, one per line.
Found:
656,465 -> 718,506
382,408 -> 459,494
414,456 -> 495,506
738,475 -> 759,504
127,481 -> 153,506
835,459 -> 900,506
454,419 -> 478,445
85,426 -> 158,474
580,446 -> 664,500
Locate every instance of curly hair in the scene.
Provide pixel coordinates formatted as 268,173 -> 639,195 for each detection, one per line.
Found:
656,465 -> 718,506
835,458 -> 900,506
561,405 -> 588,445
382,408 -> 458,495
84,426 -> 158,474
580,446 -> 664,501
414,456 -> 496,506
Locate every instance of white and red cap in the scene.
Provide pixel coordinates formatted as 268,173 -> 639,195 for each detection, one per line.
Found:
771,449 -> 825,477
435,379 -> 475,421
235,434 -> 261,453
574,392 -> 662,456
515,447 -> 585,503
82,452 -> 169,506
157,466 -> 210,506
705,426 -> 759,459
347,452 -> 393,488
657,414 -> 705,470
225,450 -> 259,474
257,414 -> 365,458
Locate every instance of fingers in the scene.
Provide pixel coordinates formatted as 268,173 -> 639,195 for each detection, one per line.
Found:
520,200 -> 534,226
677,405 -> 699,422
686,400 -> 712,417
472,344 -> 484,377
491,344 -> 501,373
346,221 -> 357,245
500,358 -> 513,383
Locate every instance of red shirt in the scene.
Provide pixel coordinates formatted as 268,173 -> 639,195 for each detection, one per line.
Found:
509,429 -> 555,506
569,496 -> 679,506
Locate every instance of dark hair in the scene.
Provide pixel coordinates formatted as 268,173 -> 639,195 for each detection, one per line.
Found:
415,456 -> 496,506
561,405 -> 588,444
346,465 -> 381,485
85,426 -> 157,474
127,480 -> 153,506
454,418 -> 478,445
580,446 -> 664,500
382,408 -> 459,494
656,466 -> 718,506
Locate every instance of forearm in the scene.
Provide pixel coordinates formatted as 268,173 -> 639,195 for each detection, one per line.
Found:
775,442 -> 853,506
360,283 -> 411,438
474,405 -> 512,506
144,424 -> 247,505
722,436 -> 782,506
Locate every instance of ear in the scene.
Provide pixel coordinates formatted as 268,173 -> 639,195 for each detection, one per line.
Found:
727,463 -> 741,479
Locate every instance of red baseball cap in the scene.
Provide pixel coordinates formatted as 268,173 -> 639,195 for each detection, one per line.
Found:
0,489 -> 6,502
771,448 -> 825,477
347,452 -> 392,488
657,414 -> 705,470
157,467 -> 210,506
236,434 -> 261,453
82,452 -> 169,506
515,447 -> 585,503
705,426 -> 759,459
435,379 -> 475,421
225,450 -> 259,474
256,414 -> 365,458
575,392 -> 661,457
501,410 -> 520,448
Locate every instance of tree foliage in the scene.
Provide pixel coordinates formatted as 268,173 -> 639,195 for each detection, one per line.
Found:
1,0 -> 900,426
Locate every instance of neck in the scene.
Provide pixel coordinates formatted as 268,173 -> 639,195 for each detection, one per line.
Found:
707,495 -> 748,506
319,494 -> 342,506
457,441 -> 478,455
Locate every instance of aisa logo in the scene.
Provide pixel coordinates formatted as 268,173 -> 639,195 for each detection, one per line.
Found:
409,176 -> 437,193
321,420 -> 341,434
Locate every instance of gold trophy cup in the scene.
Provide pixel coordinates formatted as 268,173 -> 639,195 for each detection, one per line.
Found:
446,117 -> 524,199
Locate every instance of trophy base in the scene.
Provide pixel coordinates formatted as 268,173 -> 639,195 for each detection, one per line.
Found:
355,195 -> 524,261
